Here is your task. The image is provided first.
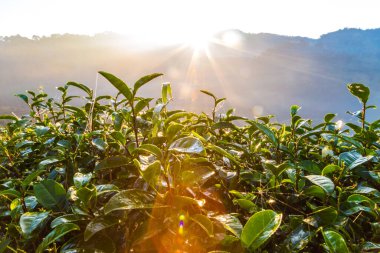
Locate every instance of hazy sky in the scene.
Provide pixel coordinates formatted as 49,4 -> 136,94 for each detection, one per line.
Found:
1,0 -> 380,42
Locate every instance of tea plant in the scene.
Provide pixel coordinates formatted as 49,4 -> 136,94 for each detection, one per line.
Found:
0,72 -> 379,252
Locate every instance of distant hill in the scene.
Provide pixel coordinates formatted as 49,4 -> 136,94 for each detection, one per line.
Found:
0,28 -> 379,122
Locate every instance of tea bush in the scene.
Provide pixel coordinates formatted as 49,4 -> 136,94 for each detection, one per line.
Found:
0,72 -> 379,252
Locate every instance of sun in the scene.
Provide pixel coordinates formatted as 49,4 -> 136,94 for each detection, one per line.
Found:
187,33 -> 213,51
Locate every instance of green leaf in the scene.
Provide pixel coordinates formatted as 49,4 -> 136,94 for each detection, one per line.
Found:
347,83 -> 370,104
92,138 -> 107,151
104,189 -> 156,214
190,214 -> 214,237
96,184 -> 119,196
304,206 -> 337,227
303,185 -> 326,200
67,81 -> 92,97
324,113 -> 336,123
299,160 -> 321,174
362,242 -> 380,251
134,144 -> 163,159
169,136 -> 205,155
20,211 -> 50,237
234,199 -> 257,212
322,165 -> 341,176
0,189 -> 21,198
51,214 -> 88,228
65,106 -> 87,118
80,234 -> 116,253
263,161 -> 291,177
36,223 -> 80,253
77,186 -> 96,206
35,126 -> 50,137
110,131 -> 126,145
241,210 -> 282,250
15,93 -> 29,104
305,175 -> 335,195
134,98 -> 153,114
200,90 -> 217,100
249,121 -> 278,146
73,172 -> 92,188
214,214 -> 243,238
171,195 -> 199,208
207,144 -> 240,165
0,115 -> 18,121
0,238 -> 11,253
95,155 -> 129,171
322,230 -> 349,253
347,194 -> 376,209
140,160 -> 162,188
162,82 -> 172,104
99,71 -> 133,101
290,105 -> 301,117
339,151 -> 373,170
38,157 -> 63,168
211,122 -> 237,131
84,216 -> 119,241
286,225 -> 314,251
181,166 -> 215,186
133,73 -> 163,96
33,179 -> 66,209
164,111 -> 192,127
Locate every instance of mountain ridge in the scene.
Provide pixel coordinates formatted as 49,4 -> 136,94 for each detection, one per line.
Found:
0,28 -> 379,122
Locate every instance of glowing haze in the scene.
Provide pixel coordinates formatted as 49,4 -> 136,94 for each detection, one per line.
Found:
1,0 -> 380,43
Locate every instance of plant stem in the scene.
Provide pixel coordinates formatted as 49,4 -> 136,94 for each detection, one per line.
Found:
362,102 -> 366,130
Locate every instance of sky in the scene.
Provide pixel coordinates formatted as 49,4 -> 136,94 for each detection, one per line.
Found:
1,0 -> 380,43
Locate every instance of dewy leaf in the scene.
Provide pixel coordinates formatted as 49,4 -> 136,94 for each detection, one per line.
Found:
99,71 -> 133,101
73,172 -> 92,188
20,211 -> 50,237
322,230 -> 349,253
104,189 -> 156,214
241,210 -> 282,250
51,214 -> 88,228
36,223 -> 80,253
347,194 -> 376,209
286,225 -> 314,251
339,150 -> 373,170
92,138 -> 107,151
214,214 -> 243,238
362,242 -> 380,251
169,136 -> 205,155
38,157 -> 63,168
305,175 -> 335,195
95,155 -> 129,171
84,216 -> 119,241
133,73 -> 163,96
34,126 -> 50,137
347,83 -> 370,104
33,179 -> 66,209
